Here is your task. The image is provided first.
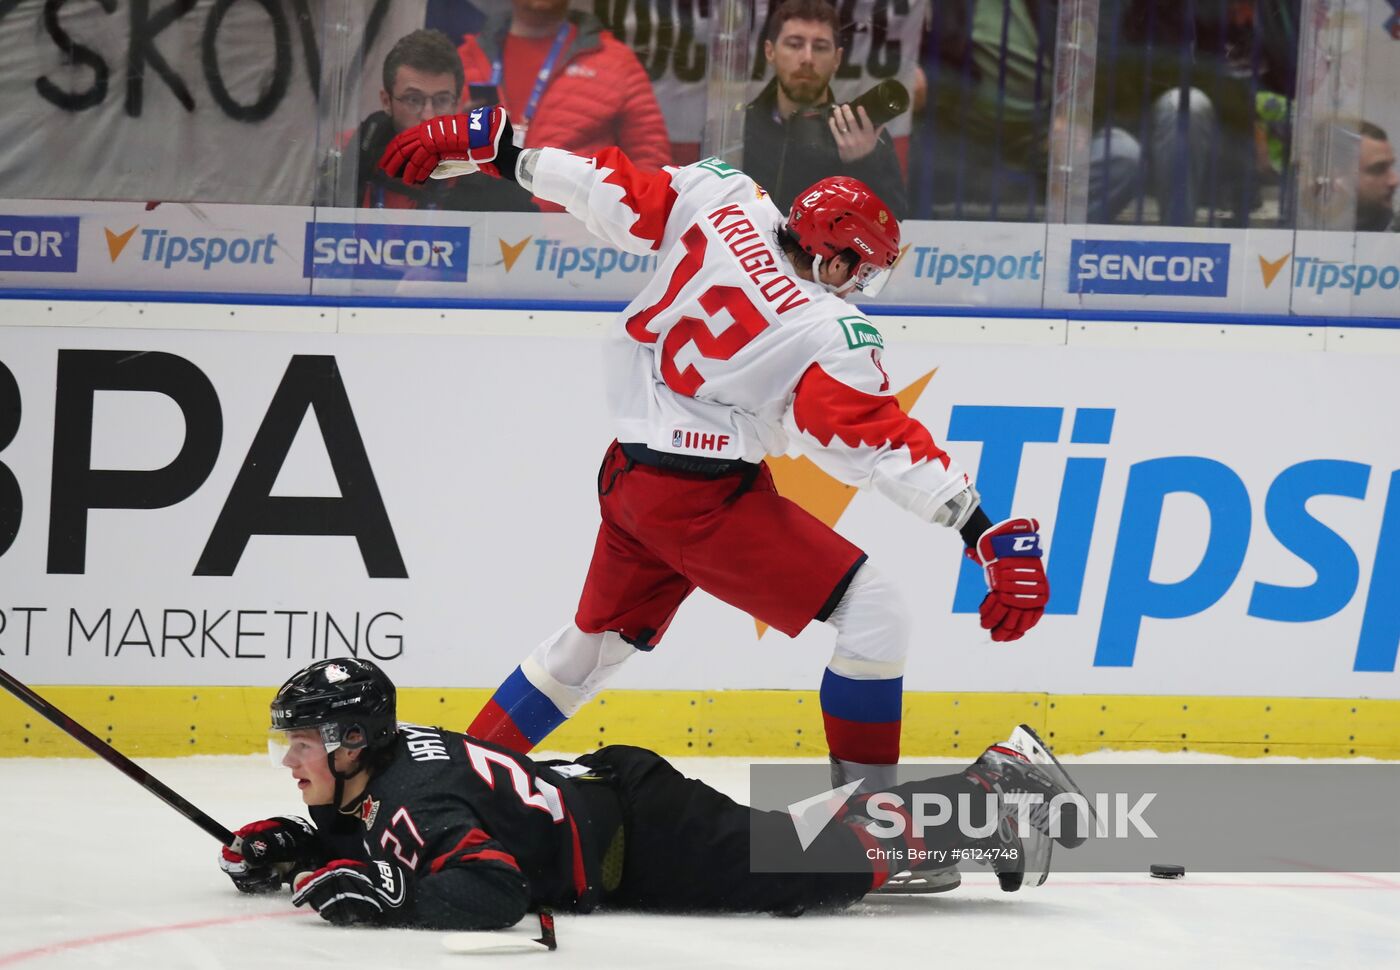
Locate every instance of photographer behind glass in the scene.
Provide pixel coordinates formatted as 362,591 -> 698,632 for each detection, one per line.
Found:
743,0 -> 908,218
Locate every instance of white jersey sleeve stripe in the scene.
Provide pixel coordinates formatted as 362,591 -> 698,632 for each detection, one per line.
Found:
528,147 -> 679,254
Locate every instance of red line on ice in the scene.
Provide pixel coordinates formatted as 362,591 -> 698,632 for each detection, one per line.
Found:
1052,880 -> 1400,890
0,909 -> 315,967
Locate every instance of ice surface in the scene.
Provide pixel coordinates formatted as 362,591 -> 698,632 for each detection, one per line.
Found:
2,753 -> 1397,969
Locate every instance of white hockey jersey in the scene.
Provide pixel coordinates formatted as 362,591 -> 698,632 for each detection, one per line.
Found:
524,146 -> 974,525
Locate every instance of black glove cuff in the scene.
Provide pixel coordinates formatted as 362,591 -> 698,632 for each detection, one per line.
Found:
959,506 -> 994,550
496,140 -> 523,183
494,115 -> 522,183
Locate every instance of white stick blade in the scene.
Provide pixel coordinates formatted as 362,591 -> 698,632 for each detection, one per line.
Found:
441,933 -> 552,955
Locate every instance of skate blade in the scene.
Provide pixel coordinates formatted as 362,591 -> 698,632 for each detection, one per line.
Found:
870,867 -> 962,895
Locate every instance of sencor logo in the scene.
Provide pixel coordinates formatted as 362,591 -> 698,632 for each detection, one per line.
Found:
911,247 -> 1044,286
0,215 -> 78,273
1068,240 -> 1230,297
304,223 -> 470,282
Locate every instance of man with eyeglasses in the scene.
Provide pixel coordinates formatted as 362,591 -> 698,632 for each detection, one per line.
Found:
321,29 -> 533,211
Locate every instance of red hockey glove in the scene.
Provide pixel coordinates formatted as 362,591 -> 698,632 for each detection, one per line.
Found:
292,858 -> 407,926
967,518 -> 1049,642
218,816 -> 323,894
378,105 -> 520,185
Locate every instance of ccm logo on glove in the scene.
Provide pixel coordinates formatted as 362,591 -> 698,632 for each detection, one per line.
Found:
968,518 -> 1050,642
378,105 -> 521,184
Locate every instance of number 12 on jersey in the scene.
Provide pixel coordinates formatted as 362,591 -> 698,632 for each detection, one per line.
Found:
625,225 -> 772,397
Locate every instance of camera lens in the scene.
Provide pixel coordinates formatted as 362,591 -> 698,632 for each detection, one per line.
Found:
848,80 -> 911,129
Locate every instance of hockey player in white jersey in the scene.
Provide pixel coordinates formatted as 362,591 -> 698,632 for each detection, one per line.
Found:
379,108 -> 1051,873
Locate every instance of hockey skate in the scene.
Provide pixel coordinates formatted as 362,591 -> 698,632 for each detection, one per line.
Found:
965,723 -> 1092,891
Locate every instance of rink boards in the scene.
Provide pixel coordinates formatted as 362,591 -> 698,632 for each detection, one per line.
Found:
0,300 -> 1398,757
4,685 -> 1398,759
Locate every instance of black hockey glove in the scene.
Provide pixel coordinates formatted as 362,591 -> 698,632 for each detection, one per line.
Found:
292,859 -> 410,926
218,816 -> 323,894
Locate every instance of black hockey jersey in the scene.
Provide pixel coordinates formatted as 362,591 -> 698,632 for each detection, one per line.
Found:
317,724 -> 600,929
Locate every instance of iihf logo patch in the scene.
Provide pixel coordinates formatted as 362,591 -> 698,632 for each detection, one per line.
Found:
672,430 -> 683,447
324,664 -> 350,683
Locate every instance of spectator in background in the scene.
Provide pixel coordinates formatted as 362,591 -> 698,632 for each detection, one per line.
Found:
742,0 -> 908,217
574,0 -> 712,165
426,0 -> 507,42
922,0 -> 1140,223
749,0 -> 927,182
1096,0 -> 1231,226
1094,0 -> 1303,226
457,0 -> 671,187
1356,121 -> 1398,232
318,29 -> 533,211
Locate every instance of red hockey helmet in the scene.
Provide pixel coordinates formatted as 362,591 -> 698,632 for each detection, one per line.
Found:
786,176 -> 900,296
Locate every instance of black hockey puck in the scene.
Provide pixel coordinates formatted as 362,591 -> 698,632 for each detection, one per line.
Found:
1150,864 -> 1186,879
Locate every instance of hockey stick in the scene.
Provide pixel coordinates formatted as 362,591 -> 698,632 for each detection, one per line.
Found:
0,665 -> 235,846
442,908 -> 558,954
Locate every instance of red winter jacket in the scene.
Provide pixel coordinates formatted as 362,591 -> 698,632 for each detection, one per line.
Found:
458,13 -> 671,175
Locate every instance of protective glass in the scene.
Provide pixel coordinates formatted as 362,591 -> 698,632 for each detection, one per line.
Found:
267,726 -> 335,769
854,262 -> 892,297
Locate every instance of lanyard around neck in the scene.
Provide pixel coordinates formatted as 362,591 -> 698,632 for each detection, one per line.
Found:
489,21 -> 571,128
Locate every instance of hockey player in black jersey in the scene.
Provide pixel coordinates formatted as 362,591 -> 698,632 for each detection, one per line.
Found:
220,658 -> 1087,930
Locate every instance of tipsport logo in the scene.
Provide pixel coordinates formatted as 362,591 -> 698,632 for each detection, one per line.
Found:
1258,252 -> 1290,288
306,223 -> 469,282
771,386 -> 1400,673
498,236 -> 658,279
1290,255 -> 1400,296
946,404 -> 1400,672
1068,239 -> 1230,297
0,215 -> 78,273
909,247 -> 1044,287
105,225 -> 280,271
1256,249 -> 1400,296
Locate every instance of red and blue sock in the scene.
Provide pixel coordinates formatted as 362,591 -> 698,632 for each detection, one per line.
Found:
466,665 -> 567,754
819,667 -> 903,766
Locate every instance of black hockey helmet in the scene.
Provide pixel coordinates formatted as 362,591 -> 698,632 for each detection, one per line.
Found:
270,658 -> 398,756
